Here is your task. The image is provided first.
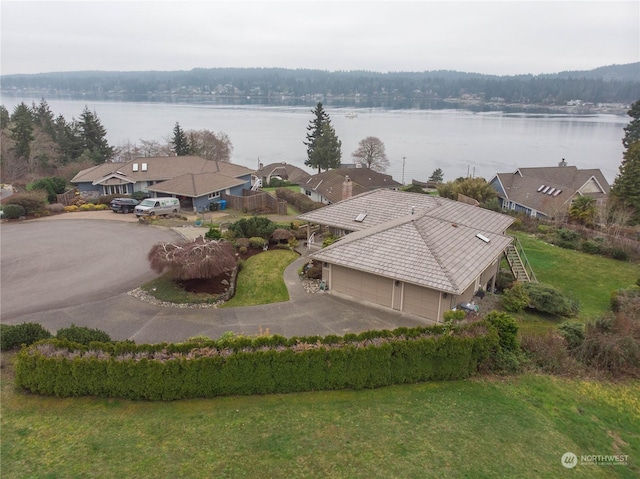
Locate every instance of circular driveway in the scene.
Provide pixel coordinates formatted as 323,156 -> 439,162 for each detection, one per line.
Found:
1,219 -> 181,320
1,216 -> 431,343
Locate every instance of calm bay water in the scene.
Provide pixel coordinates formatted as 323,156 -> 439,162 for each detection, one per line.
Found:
1,97 -> 627,184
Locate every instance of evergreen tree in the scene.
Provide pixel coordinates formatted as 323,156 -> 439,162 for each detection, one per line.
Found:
32,99 -> 56,139
611,142 -> 640,223
78,106 -> 114,163
9,102 -> 34,161
172,122 -> 191,156
0,105 -> 9,129
622,99 -> 640,148
304,102 -> 341,172
428,168 -> 444,183
612,99 -> 640,223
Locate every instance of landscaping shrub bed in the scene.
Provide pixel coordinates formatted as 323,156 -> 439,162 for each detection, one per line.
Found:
15,322 -> 498,400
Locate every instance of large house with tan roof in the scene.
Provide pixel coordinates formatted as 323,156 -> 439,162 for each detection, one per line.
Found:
489,163 -> 610,219
71,156 -> 254,212
298,189 -> 515,322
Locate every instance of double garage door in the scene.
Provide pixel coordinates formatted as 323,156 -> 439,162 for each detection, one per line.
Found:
330,265 -> 440,320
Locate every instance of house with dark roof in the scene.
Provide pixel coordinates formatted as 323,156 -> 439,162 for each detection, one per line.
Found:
71,156 -> 254,212
298,189 -> 516,321
489,164 -> 610,219
254,162 -> 311,187
300,168 -> 401,204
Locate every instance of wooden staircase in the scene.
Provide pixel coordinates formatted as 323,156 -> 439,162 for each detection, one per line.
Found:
505,238 -> 538,283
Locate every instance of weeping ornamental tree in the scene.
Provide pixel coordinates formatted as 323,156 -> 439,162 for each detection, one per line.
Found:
148,238 -> 236,281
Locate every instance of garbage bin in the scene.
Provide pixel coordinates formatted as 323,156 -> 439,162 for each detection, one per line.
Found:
209,202 -> 219,211
219,200 -> 227,210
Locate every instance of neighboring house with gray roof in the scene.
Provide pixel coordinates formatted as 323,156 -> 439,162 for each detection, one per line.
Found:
300,168 -> 401,204
71,156 -> 254,212
299,189 -> 515,322
489,164 -> 610,219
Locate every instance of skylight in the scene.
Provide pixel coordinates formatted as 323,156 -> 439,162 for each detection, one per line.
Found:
537,185 -> 546,192
476,233 -> 490,243
355,212 -> 367,222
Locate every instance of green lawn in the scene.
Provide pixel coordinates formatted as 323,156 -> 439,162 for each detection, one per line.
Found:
222,249 -> 299,307
1,355 -> 637,478
513,232 -> 640,320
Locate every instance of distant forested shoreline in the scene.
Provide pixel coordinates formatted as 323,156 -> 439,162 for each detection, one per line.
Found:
2,64 -> 639,112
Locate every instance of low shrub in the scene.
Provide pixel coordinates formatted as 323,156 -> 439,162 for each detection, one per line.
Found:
483,311 -> 519,352
249,237 -> 267,249
1,322 -> 52,350
79,203 -> 96,211
304,264 -> 322,279
46,203 -> 65,213
64,205 -> 79,212
610,286 -> 640,316
275,188 -> 323,213
524,282 -> 579,317
205,226 -> 222,240
4,191 -> 47,216
2,204 -> 26,219
580,239 -> 601,254
501,282 -> 529,313
557,321 -> 585,349
520,332 -> 582,375
495,269 -> 515,291
55,324 -> 112,345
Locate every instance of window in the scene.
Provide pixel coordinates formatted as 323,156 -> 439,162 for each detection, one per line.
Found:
132,163 -> 139,171
104,184 -> 129,195
141,163 -> 148,171
208,191 -> 221,200
305,190 -> 312,196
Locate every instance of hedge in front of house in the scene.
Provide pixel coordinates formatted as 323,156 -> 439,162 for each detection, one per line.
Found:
15,323 -> 498,400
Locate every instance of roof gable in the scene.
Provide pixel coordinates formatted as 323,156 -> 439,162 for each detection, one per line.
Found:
312,209 -> 513,294
299,189 -> 514,233
71,156 -> 254,184
148,172 -> 246,197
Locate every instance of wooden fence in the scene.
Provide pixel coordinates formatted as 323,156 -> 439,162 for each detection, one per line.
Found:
56,188 -> 79,206
221,190 -> 287,215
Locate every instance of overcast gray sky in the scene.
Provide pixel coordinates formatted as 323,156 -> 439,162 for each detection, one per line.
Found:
1,1 -> 638,76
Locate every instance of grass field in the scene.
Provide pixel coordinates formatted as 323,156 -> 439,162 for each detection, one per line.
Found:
1,355 -> 637,478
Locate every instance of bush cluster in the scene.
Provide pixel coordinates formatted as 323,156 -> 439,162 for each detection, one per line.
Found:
15,322 -> 499,400
4,191 -> 47,216
229,216 -> 276,239
27,177 -> 66,203
1,323 -> 52,350
2,204 -> 26,219
1,323 -> 111,350
275,188 -> 322,213
524,283 -> 579,317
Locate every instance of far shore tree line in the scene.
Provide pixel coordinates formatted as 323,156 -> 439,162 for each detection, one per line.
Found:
1,98 -> 640,228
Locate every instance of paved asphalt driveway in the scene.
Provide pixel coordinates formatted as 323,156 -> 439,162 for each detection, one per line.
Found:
1,215 -> 432,343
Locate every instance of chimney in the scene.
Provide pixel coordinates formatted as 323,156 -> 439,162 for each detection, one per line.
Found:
342,175 -> 353,200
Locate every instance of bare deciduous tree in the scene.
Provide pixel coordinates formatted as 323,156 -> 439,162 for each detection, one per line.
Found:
351,136 -> 389,172
148,238 -> 236,281
187,129 -> 233,162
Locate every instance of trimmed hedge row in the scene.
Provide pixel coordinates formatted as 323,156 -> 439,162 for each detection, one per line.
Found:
16,323 -> 498,400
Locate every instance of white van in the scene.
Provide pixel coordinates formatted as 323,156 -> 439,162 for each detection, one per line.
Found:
134,197 -> 181,217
